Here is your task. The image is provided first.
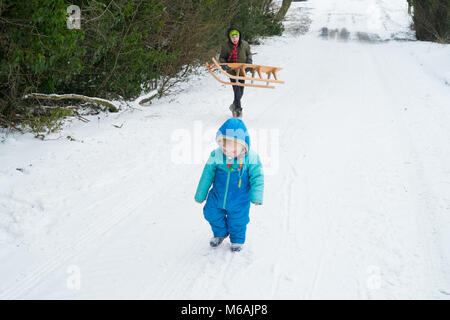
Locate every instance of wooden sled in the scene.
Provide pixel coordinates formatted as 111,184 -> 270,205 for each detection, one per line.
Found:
206,57 -> 285,89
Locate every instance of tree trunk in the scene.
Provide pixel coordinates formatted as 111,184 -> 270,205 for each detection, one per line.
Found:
275,0 -> 292,21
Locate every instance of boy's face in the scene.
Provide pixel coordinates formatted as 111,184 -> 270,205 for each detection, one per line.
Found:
230,35 -> 239,45
222,139 -> 245,158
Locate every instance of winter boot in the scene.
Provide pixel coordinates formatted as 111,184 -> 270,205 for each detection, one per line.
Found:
230,243 -> 243,252
229,103 -> 235,115
233,107 -> 242,118
210,234 -> 229,248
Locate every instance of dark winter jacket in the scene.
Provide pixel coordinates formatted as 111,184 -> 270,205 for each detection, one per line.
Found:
219,27 -> 253,76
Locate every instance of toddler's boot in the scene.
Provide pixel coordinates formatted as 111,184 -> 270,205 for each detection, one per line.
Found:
230,243 -> 243,252
210,234 -> 229,248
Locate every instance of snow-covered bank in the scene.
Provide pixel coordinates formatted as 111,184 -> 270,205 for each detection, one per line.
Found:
1,0 -> 450,299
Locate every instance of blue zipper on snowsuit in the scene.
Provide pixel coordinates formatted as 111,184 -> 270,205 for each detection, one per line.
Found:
222,158 -> 246,210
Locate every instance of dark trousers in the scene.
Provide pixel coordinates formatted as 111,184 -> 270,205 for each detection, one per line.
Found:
230,78 -> 245,110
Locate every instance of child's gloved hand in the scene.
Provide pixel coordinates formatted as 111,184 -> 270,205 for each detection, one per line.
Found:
253,202 -> 260,206
195,200 -> 204,204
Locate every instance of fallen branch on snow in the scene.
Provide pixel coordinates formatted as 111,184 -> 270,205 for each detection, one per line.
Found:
23,93 -> 119,113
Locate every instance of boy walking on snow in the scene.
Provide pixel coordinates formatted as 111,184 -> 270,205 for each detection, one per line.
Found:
195,118 -> 264,252
219,26 -> 253,118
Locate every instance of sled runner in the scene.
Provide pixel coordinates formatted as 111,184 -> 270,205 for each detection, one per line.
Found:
206,57 -> 284,89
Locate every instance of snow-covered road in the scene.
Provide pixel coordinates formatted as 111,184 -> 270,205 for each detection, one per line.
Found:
1,0 -> 450,299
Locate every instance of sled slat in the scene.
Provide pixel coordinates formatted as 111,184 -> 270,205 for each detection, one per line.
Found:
206,62 -> 275,89
241,66 -> 246,77
211,58 -> 284,84
256,67 -> 263,79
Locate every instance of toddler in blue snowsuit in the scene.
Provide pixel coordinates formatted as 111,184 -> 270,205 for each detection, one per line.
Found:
195,118 -> 264,252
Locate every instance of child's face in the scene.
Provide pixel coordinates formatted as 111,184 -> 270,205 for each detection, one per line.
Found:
222,139 -> 244,158
230,35 -> 239,45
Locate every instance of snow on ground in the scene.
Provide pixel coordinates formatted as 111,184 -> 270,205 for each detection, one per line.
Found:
1,0 -> 450,299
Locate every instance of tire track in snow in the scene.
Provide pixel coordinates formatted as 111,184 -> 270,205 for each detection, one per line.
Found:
153,243 -> 240,299
0,168 -> 163,299
369,47 -> 450,297
302,36 -> 347,299
146,240 -> 206,299
270,163 -> 296,297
